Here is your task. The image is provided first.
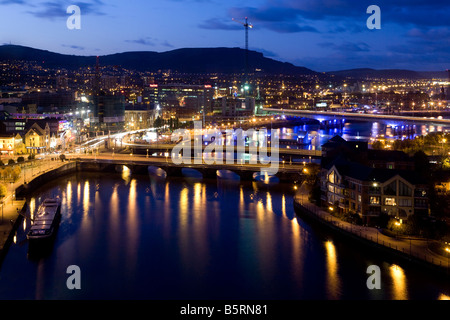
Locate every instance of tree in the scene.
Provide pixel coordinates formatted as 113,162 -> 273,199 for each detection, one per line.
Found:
60,154 -> 66,161
7,159 -> 15,165
442,157 -> 450,170
17,156 -> 25,163
305,164 -> 320,186
0,184 -> 6,198
413,150 -> 430,176
2,167 -> 12,181
371,141 -> 384,150
154,116 -> 164,128
12,166 -> 21,181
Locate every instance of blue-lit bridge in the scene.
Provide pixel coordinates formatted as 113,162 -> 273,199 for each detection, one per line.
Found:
263,108 -> 450,125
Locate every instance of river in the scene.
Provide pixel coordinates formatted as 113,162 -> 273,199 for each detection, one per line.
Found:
0,170 -> 449,300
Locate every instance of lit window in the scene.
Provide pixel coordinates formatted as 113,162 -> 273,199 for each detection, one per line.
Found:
370,196 -> 380,205
385,198 -> 396,206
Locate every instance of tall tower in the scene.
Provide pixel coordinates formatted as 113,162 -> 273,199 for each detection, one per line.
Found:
447,69 -> 450,100
233,17 -> 253,93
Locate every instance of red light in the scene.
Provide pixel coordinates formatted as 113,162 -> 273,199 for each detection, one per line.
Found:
150,84 -> 158,88
204,85 -> 212,88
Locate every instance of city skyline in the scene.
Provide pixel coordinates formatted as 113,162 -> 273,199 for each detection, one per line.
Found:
0,0 -> 448,72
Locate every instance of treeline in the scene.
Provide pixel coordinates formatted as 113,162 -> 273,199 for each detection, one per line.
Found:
372,132 -> 450,157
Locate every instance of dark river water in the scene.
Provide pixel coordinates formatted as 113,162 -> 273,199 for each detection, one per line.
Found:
0,170 -> 449,300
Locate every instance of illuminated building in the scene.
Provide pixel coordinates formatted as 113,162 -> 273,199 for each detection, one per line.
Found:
24,122 -> 50,154
91,91 -> 125,133
142,84 -> 213,120
124,104 -> 157,130
0,134 -> 18,155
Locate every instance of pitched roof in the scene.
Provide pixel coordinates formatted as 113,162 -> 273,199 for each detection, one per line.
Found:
326,156 -> 426,185
367,149 -> 411,162
26,122 -> 46,136
329,135 -> 346,143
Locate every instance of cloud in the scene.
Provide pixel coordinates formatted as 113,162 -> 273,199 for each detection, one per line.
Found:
0,0 -> 29,4
228,6 -> 318,33
161,40 -> 174,48
263,22 -> 318,33
125,37 -> 175,49
319,41 -> 371,53
26,0 -> 105,19
229,0 -> 450,32
383,26 -> 450,63
406,27 -> 450,41
62,44 -> 85,50
125,37 -> 155,47
198,18 -> 242,31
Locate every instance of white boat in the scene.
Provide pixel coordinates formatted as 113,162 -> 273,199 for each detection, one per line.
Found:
27,198 -> 61,242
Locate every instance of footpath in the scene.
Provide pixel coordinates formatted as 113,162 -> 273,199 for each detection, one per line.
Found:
0,159 -> 68,263
294,183 -> 450,274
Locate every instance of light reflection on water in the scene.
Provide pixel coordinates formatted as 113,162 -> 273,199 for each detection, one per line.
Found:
0,172 -> 448,299
390,264 -> 408,300
325,240 -> 341,300
275,120 -> 450,151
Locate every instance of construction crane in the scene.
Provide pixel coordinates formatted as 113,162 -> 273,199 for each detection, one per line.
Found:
232,17 -> 253,91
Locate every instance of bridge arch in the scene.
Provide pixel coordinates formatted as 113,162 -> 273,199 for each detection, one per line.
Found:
253,172 -> 280,183
182,168 -> 203,179
115,164 -> 133,173
148,166 -> 167,179
217,170 -> 241,181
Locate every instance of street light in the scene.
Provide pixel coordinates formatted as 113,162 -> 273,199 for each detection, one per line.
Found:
445,245 -> 450,273
395,220 -> 401,238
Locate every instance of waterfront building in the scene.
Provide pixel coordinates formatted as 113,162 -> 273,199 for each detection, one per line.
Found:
321,157 -> 429,224
320,136 -> 428,225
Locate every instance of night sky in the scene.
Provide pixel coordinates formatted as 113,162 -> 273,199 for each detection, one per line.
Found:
0,0 -> 448,72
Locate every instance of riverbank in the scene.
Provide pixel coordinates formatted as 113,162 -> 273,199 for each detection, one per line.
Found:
0,160 -> 76,265
293,195 -> 450,276
0,200 -> 26,265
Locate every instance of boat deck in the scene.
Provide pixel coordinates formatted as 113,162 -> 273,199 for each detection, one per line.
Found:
27,199 -> 60,239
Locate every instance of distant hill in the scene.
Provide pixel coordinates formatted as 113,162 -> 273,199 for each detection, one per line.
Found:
327,68 -> 448,80
0,45 -> 317,75
0,45 -> 445,79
